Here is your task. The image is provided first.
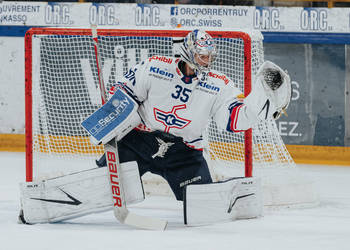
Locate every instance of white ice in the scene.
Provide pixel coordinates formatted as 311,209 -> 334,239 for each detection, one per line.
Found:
1,152 -> 349,250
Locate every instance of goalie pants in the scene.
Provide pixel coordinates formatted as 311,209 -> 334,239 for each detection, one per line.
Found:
97,129 -> 212,201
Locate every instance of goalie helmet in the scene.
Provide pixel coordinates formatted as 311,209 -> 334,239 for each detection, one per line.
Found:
179,29 -> 217,74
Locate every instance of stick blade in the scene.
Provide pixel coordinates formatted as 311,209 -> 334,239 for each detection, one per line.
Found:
124,212 -> 167,231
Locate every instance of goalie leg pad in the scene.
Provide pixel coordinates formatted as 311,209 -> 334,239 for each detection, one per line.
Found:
19,161 -> 144,224
184,177 -> 262,226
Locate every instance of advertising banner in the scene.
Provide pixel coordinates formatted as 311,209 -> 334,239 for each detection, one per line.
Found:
1,2 -> 350,33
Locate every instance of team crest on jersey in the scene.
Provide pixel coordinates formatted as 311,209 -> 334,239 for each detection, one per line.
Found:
153,104 -> 191,133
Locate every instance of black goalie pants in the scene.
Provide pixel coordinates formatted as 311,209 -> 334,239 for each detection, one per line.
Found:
96,129 -> 212,201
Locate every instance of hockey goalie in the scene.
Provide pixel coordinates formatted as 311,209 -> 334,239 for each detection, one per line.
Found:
19,29 -> 291,229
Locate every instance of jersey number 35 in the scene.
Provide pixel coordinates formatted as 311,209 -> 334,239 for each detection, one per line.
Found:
171,85 -> 192,103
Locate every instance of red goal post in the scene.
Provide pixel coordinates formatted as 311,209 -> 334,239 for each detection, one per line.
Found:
25,28 -> 317,207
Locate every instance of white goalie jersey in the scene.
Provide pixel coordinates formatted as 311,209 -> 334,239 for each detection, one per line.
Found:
110,56 -> 255,150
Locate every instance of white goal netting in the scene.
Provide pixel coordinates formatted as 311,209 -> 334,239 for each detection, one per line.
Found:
25,28 -> 318,207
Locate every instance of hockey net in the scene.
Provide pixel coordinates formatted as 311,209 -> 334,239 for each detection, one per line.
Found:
25,28 -> 318,207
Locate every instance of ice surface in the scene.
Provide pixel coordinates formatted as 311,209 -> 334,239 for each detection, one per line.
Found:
1,152 -> 349,250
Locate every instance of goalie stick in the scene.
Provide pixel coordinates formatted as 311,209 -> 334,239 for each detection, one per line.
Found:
91,26 -> 167,230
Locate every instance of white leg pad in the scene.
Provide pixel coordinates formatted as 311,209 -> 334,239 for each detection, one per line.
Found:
19,161 -> 144,224
184,177 -> 263,226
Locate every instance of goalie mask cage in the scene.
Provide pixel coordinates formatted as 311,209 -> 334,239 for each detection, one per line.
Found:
25,28 -> 318,207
